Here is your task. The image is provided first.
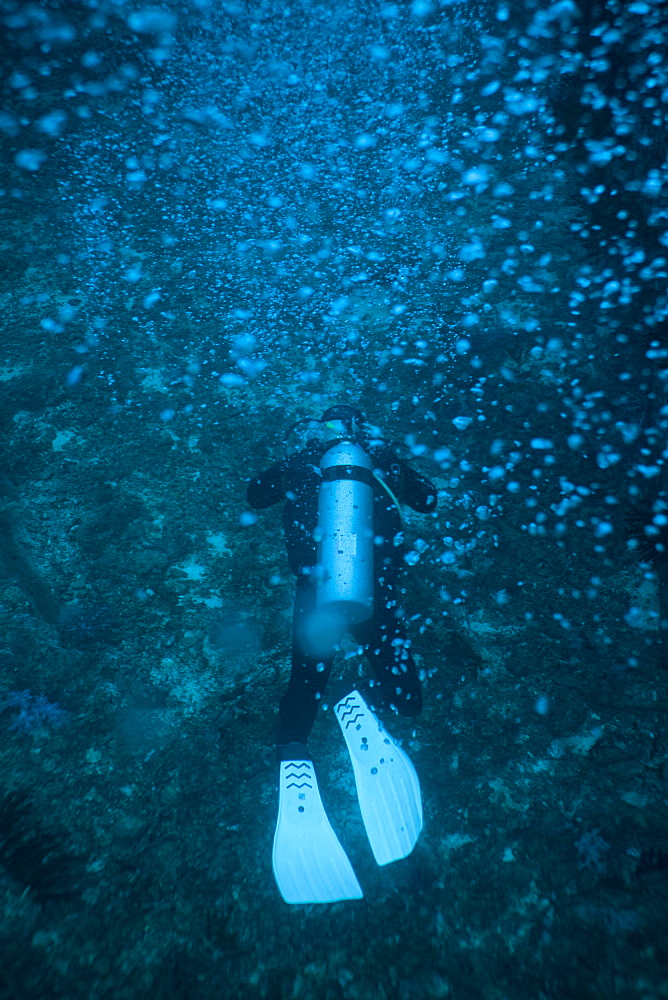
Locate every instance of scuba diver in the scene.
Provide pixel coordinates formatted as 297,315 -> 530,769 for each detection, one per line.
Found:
246,404 -> 437,903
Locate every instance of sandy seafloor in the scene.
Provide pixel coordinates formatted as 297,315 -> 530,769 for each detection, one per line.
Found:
1,0 -> 667,997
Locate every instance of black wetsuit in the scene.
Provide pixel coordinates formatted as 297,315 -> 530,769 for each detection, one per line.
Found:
247,438 -> 437,753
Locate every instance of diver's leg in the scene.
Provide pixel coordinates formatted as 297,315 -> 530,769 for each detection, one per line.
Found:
335,572 -> 423,866
351,574 -> 422,716
273,576 -> 362,903
276,575 -> 334,753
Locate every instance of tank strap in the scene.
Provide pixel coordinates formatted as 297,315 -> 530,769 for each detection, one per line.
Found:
321,465 -> 376,487
320,463 -> 406,528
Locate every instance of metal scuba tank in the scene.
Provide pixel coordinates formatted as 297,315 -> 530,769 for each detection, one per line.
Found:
316,440 -> 375,624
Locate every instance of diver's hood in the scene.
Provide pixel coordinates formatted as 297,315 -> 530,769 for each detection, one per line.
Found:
284,406 -> 372,457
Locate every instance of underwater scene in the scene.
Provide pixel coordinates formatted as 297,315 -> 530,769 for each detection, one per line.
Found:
1,0 -> 667,996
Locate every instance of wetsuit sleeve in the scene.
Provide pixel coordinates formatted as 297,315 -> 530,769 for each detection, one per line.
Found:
246,461 -> 287,509
375,446 -> 437,514
400,462 -> 438,513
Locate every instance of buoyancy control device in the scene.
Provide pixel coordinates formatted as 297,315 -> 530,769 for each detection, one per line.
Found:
315,440 -> 375,624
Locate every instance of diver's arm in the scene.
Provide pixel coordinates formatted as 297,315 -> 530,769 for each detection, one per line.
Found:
375,446 -> 437,514
246,461 -> 286,509
401,463 -> 437,513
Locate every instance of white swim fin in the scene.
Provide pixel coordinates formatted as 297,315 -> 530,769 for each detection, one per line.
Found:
334,690 -> 423,866
272,758 -> 363,904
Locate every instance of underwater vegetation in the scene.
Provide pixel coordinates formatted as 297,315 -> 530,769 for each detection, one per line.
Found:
0,689 -> 68,735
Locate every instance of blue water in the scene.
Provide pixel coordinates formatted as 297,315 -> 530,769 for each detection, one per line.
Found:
1,1 -> 666,997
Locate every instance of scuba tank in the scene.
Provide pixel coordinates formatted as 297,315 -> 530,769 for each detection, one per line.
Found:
316,440 -> 375,625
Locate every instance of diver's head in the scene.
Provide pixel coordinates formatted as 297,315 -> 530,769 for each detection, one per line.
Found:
321,404 -> 366,442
